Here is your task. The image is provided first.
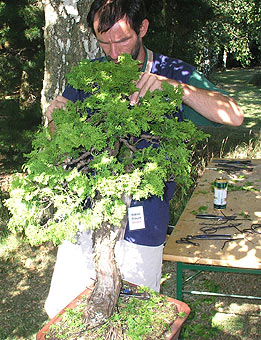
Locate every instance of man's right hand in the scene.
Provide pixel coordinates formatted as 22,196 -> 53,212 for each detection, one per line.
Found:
46,95 -> 68,123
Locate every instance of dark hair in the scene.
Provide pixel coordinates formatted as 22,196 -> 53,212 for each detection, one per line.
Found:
87,0 -> 147,36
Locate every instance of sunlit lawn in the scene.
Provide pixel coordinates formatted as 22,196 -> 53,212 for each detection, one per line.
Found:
212,68 -> 261,130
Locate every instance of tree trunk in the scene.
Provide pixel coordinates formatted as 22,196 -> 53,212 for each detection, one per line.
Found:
19,70 -> 30,110
82,195 -> 132,329
223,48 -> 228,70
41,0 -> 102,121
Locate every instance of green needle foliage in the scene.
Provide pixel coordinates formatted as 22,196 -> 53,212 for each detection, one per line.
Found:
5,54 -> 207,246
47,286 -> 178,340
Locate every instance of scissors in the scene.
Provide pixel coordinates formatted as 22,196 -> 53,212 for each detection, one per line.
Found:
240,223 -> 261,234
200,223 -> 242,234
176,237 -> 200,246
205,223 -> 261,237
120,288 -> 150,300
196,212 -> 251,225
196,213 -> 237,221
220,223 -> 261,249
176,234 -> 239,247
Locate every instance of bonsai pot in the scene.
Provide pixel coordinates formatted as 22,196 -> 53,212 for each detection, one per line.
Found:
37,285 -> 190,340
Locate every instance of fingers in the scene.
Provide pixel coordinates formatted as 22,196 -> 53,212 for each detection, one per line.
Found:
129,73 -> 166,105
46,95 -> 68,122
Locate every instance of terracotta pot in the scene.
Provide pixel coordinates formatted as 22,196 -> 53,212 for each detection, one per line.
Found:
37,287 -> 190,340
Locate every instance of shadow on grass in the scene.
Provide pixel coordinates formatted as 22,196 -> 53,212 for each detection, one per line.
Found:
0,236 -> 57,340
211,68 -> 261,131
161,262 -> 261,340
0,97 -> 52,339
181,271 -> 261,340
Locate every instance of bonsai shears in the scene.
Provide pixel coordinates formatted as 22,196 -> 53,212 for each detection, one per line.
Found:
196,211 -> 251,225
176,237 -> 200,246
200,223 -> 242,234
196,213 -> 237,220
176,233 -> 246,249
176,234 -> 240,247
120,288 -> 149,300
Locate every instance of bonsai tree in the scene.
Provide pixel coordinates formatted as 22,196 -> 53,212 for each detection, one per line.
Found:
6,54 -> 206,328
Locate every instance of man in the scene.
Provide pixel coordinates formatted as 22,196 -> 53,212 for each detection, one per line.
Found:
45,0 -> 244,318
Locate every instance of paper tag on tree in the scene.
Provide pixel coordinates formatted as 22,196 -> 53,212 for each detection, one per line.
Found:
128,206 -> 145,230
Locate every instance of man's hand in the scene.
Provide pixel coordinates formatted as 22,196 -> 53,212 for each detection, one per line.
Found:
45,95 -> 68,134
46,95 -> 68,122
129,73 -> 171,105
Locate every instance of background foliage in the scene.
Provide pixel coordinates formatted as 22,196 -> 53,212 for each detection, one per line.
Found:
144,0 -> 261,75
0,0 -> 260,103
0,0 -> 43,167
0,0 -> 44,96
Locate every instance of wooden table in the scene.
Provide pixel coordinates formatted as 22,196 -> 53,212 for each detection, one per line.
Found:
163,159 -> 261,300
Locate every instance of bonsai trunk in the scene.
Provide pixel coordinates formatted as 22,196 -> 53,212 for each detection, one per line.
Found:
82,195 -> 131,329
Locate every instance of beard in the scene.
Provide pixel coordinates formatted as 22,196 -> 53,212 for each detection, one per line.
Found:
130,37 -> 142,60
106,38 -> 142,63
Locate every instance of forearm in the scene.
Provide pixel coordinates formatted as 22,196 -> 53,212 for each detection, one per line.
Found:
177,82 -> 244,126
131,72 -> 244,127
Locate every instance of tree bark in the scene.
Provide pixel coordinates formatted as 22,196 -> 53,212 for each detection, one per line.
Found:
223,48 -> 228,70
82,195 -> 132,329
41,0 -> 103,120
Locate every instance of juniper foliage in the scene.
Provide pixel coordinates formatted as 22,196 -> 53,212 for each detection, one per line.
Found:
5,54 -> 207,245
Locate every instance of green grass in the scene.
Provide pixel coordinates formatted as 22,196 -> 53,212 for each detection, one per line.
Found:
204,67 -> 261,159
0,234 -> 57,340
211,68 -> 261,130
1,67 -> 261,339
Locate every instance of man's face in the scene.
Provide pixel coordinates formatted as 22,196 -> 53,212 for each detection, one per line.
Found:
93,16 -> 145,63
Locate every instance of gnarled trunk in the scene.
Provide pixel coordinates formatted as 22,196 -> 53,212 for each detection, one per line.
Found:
83,195 -> 131,328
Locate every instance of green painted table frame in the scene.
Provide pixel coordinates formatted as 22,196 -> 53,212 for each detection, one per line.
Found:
176,262 -> 261,301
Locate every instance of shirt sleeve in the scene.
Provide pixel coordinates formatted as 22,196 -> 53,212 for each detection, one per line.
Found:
62,85 -> 91,103
182,70 -> 229,127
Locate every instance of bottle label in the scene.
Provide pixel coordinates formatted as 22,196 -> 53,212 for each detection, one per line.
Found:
214,187 -> 227,209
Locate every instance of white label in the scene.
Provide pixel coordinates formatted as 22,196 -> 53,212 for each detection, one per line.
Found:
214,188 -> 227,205
128,206 -> 145,231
